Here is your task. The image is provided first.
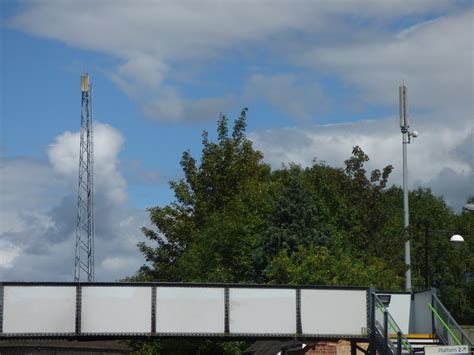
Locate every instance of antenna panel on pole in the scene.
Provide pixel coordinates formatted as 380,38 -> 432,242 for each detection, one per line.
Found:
80,74 -> 90,93
399,85 -> 409,128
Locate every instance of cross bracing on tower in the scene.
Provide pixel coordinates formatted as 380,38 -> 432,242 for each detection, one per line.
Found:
74,73 -> 94,282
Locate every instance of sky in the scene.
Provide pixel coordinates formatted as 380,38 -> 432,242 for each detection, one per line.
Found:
0,0 -> 472,282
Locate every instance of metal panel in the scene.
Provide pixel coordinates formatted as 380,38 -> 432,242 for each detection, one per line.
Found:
81,286 -> 152,333
156,287 -> 225,334
3,286 -> 76,334
229,288 -> 296,334
410,290 -> 434,334
378,293 -> 411,334
0,282 -> 371,339
301,289 -> 367,336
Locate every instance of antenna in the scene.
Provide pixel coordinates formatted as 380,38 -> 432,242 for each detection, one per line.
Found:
399,85 -> 409,129
74,73 -> 95,282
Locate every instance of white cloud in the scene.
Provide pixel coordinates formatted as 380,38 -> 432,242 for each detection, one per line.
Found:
251,116 -> 473,211
48,123 -> 127,204
299,10 -> 474,114
47,131 -> 79,177
0,124 -> 148,281
8,1 -> 455,59
7,1 -> 463,122
0,157 -> 66,210
0,240 -> 21,269
117,55 -> 168,90
244,74 -> 329,120
141,89 -> 236,122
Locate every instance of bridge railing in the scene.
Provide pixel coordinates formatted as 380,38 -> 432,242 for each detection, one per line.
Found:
430,294 -> 473,351
0,282 -> 370,340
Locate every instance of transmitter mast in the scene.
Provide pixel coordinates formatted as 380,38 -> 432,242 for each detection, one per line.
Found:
74,73 -> 95,281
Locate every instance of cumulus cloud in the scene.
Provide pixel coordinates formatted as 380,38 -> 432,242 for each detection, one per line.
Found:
0,240 -> 21,269
0,124 -> 148,281
48,123 -> 127,204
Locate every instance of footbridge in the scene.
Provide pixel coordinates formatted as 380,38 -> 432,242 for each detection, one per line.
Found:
0,282 -> 472,354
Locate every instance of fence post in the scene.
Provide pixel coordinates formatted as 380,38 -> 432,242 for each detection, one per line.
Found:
397,331 -> 402,355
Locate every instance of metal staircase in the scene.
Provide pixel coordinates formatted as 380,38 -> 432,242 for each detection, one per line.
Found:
404,334 -> 439,353
370,292 -> 414,354
429,294 -> 473,353
369,291 -> 473,355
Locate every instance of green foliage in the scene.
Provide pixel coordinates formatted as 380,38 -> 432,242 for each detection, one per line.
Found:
266,241 -> 402,290
254,147 -> 402,287
253,164 -> 327,278
137,109 -> 271,284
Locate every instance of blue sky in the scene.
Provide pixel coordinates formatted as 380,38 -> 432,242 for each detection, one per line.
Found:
1,0 -> 472,281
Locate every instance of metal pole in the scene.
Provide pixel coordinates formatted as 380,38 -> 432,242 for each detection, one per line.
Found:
403,129 -> 411,291
397,331 -> 402,355
400,85 -> 412,292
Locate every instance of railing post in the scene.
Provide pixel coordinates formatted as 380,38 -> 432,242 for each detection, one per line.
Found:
384,311 -> 388,343
369,291 -> 376,355
350,341 -> 357,355
75,284 -> 82,335
431,293 -> 435,335
397,331 -> 402,355
224,287 -> 230,335
0,284 -> 4,335
370,292 -> 375,333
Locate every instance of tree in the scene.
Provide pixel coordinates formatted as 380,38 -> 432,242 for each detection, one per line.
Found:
252,146 -> 402,288
137,108 -> 271,283
342,146 -> 394,254
266,243 -> 402,290
253,165 -> 326,278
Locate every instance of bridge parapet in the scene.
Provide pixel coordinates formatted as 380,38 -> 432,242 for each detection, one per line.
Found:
0,282 -> 370,341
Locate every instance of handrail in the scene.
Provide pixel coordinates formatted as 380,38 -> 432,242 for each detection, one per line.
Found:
373,293 -> 413,354
430,295 -> 473,347
428,303 -> 461,345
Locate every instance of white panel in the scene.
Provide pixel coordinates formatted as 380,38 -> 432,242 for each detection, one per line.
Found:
301,289 -> 367,335
3,286 -> 76,333
229,288 -> 296,334
379,293 -> 411,334
81,287 -> 151,333
156,287 -> 224,333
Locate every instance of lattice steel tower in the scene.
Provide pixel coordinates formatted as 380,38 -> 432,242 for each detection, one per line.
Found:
74,73 -> 95,281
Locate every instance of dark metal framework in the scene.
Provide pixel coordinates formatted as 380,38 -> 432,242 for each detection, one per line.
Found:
0,282 -> 371,342
74,73 -> 94,282
296,288 -> 302,335
0,285 -> 4,334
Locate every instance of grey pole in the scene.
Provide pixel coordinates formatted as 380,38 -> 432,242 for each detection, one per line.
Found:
402,128 -> 411,291
400,85 -> 412,291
